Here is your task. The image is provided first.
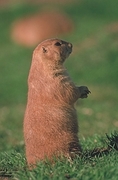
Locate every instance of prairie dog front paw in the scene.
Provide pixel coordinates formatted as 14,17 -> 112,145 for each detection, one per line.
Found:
79,86 -> 91,98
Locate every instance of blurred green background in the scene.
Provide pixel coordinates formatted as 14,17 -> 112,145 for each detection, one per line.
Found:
0,0 -> 118,152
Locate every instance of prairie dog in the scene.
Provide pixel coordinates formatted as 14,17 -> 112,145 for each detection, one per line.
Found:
24,38 -> 90,166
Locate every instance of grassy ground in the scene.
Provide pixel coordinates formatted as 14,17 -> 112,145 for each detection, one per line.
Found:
0,0 -> 118,179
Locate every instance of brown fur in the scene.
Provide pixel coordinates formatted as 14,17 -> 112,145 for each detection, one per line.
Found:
24,38 -> 90,166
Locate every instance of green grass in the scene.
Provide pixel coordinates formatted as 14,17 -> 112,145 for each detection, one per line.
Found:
0,0 -> 118,179
0,133 -> 118,180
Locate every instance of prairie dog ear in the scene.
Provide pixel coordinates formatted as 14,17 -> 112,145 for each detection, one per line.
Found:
42,46 -> 48,53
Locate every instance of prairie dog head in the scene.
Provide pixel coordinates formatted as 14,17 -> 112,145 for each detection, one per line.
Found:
33,38 -> 72,65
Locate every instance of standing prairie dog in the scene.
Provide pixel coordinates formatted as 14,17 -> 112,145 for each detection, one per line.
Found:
24,38 -> 90,166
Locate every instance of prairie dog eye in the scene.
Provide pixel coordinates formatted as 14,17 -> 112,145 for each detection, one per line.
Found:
55,42 -> 62,46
